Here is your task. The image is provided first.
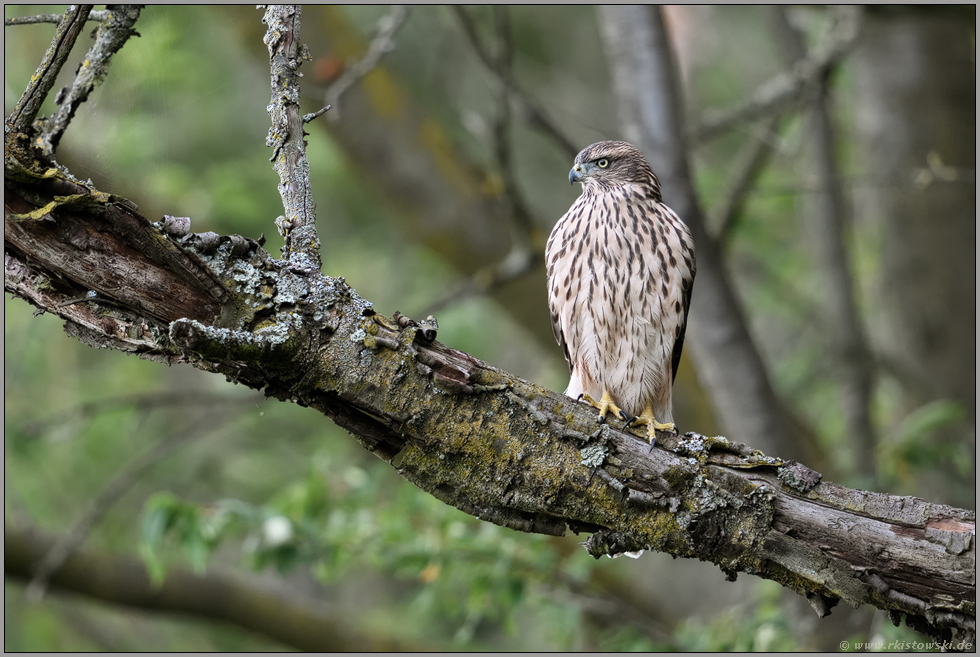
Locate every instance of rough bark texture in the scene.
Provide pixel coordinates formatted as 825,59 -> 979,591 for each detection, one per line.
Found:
34,5 -> 142,155
8,5 -> 93,134
263,5 -> 321,271
3,138 -> 975,644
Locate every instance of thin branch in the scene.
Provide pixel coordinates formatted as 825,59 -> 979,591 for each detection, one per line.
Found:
36,5 -> 143,155
302,104 -> 331,123
263,5 -> 321,271
7,522 -> 431,651
450,5 -> 579,159
711,114 -> 785,245
6,5 -> 93,134
25,412 -> 221,601
420,6 -> 543,317
490,6 -> 536,238
422,247 -> 538,316
16,391 -> 258,440
691,6 -> 862,143
4,10 -> 108,26
712,167 -> 976,200
325,5 -> 411,121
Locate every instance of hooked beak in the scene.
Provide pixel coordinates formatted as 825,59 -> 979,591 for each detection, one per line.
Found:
569,164 -> 584,185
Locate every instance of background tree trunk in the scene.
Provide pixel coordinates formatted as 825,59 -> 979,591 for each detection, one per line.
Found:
852,6 -> 976,507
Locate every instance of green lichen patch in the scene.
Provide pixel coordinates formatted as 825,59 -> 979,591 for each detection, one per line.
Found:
580,443 -> 607,468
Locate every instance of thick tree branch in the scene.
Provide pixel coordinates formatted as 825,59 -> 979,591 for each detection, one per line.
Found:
4,165 -> 231,336
5,522 -> 427,652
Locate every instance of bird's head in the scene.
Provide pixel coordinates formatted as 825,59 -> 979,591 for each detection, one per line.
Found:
569,140 -> 660,198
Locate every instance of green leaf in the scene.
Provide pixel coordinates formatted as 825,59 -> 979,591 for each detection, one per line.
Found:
892,399 -> 966,450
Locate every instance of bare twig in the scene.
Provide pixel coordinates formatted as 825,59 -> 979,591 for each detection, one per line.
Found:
421,6 -> 543,316
302,104 -> 331,123
451,6 -> 579,159
263,5 -> 321,270
325,5 -> 411,121
17,390 -> 258,440
35,5 -> 143,155
25,412 -> 222,601
4,10 -> 108,26
6,5 -> 93,134
691,6 -> 861,142
423,247 -> 539,316
713,167 -> 975,200
711,114 -> 785,244
489,7 -> 535,237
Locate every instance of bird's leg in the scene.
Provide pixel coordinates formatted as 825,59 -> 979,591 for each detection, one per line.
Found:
578,390 -> 623,425
626,403 -> 676,444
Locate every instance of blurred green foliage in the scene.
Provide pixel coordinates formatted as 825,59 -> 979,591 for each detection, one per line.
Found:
4,4 -> 969,652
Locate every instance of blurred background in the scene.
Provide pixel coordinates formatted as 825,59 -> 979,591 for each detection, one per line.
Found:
4,5 -> 974,651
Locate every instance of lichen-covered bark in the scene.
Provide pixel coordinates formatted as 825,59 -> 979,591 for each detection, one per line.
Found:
34,5 -> 143,155
7,5 -> 93,134
263,4 -> 321,271
3,135 -> 975,645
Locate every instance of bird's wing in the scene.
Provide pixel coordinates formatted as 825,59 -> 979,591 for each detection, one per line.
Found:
546,199 -> 584,375
669,218 -> 696,383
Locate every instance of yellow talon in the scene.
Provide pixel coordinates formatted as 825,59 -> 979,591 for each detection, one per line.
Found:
579,390 -> 623,425
627,403 -> 676,444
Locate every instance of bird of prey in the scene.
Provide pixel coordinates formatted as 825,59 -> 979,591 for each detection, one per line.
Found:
546,140 -> 696,444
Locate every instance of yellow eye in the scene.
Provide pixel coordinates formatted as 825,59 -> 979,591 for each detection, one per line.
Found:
597,158 -> 609,168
